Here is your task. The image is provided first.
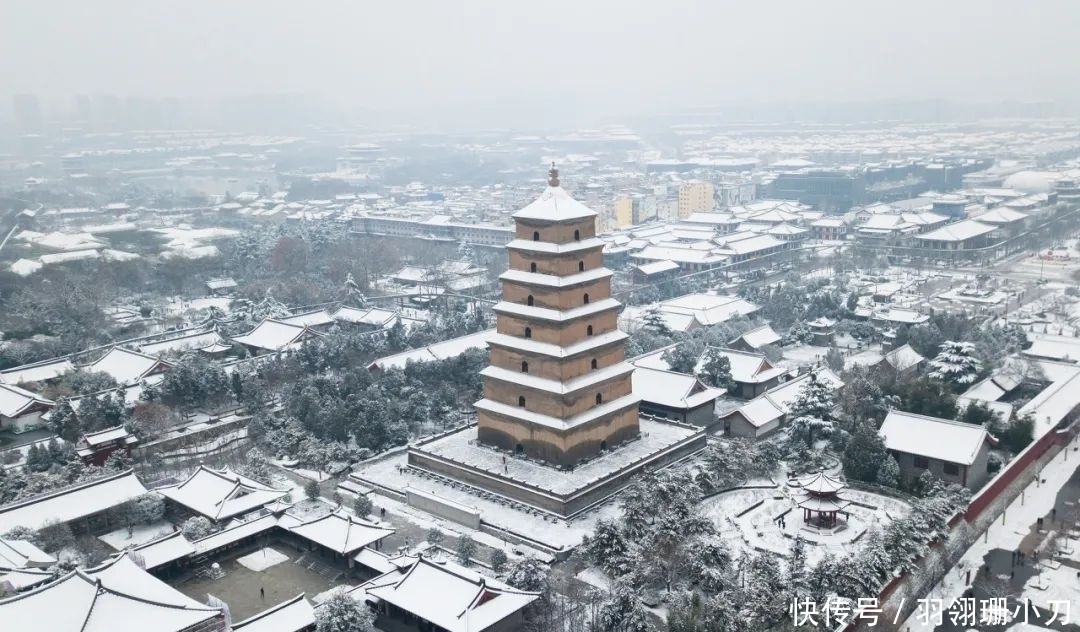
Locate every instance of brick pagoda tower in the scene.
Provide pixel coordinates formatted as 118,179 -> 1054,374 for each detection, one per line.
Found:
475,165 -> 640,467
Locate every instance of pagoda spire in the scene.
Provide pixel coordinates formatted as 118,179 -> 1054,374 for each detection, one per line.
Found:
547,162 -> 559,187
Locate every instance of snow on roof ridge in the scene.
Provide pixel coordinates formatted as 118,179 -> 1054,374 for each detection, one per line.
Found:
232,593 -> 309,628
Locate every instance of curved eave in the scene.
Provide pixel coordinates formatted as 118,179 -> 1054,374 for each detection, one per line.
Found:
475,394 -> 640,432
486,330 -> 627,358
493,298 -> 621,323
481,362 -> 634,396
505,238 -> 605,255
499,267 -> 612,289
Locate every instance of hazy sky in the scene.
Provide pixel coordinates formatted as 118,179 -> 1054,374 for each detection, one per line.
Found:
3,0 -> 1079,116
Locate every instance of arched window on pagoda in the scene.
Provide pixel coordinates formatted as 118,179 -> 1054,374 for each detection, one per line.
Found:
527,295 -> 534,306
518,396 -> 526,407
583,293 -> 590,304
521,361 -> 529,373
530,262 -> 537,273
587,325 -> 594,336
574,229 -> 580,241
524,327 -> 532,339
533,231 -> 540,241
578,261 -> 585,272
595,393 -> 603,405
591,358 -> 598,370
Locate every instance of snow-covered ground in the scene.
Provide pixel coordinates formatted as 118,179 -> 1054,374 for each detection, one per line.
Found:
236,547 -> 289,572
781,345 -> 830,368
903,433 -> 1080,631
98,521 -> 175,550
700,486 -> 909,567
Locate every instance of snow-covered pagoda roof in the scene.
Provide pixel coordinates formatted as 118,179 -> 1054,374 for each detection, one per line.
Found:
797,495 -> 850,513
358,556 -> 539,632
798,471 -> 847,496
0,469 -> 147,533
232,594 -> 314,632
0,553 -> 223,632
156,466 -> 288,521
512,167 -> 597,223
282,510 -> 393,556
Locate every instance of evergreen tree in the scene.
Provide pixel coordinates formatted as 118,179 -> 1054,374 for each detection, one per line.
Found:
697,348 -> 736,390
875,455 -> 901,488
182,516 -> 215,540
786,372 -> 836,447
490,549 -> 508,573
594,581 -> 652,632
304,479 -> 320,501
50,400 -> 81,443
642,306 -> 671,336
787,536 -> 808,601
662,340 -> 702,375
505,556 -> 550,593
315,588 -> 377,632
824,347 -> 845,373
841,422 -> 889,483
426,526 -> 444,546
928,340 -> 982,386
456,534 -> 477,565
353,493 -> 373,518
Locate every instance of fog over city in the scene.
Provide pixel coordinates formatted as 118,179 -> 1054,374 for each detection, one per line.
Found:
3,3 -> 1080,632
4,0 -> 1080,127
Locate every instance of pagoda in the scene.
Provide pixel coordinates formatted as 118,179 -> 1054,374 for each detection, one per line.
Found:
475,164 -> 641,467
796,471 -> 850,528
404,167 -> 705,517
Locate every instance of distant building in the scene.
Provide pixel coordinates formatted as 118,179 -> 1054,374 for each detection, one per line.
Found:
631,366 -> 724,427
0,383 -> 54,433
678,181 -> 714,218
75,426 -> 138,466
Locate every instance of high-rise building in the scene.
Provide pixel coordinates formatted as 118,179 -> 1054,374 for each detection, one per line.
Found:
12,94 -> 43,134
612,195 -> 634,228
475,165 -> 640,466
677,180 -> 714,218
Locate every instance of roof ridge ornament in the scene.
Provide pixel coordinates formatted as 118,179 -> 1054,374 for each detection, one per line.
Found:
547,162 -> 559,187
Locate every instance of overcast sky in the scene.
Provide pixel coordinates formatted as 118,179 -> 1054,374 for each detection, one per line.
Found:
3,0 -> 1078,117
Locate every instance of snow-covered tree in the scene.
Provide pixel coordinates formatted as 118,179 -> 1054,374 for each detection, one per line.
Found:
426,527 -> 444,546
490,549 -> 508,573
738,552 -> 785,630
697,348 -> 735,391
583,518 -> 633,578
353,494 -> 373,518
182,516 -> 215,540
126,493 -> 165,526
240,447 -> 272,485
303,479 -> 319,501
786,371 -> 836,447
928,340 -> 981,386
841,422 -> 889,483
594,581 -> 652,632
505,556 -> 550,593
875,455 -> 901,488
787,536 -> 808,602
315,588 -> 376,632
662,340 -> 703,375
642,306 -> 671,336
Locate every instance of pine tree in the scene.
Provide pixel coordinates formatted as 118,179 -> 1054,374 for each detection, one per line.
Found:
642,306 -> 671,336
786,371 -> 836,447
662,340 -> 702,374
928,340 -> 982,386
426,526 -> 444,546
490,549 -> 508,573
787,536 -> 808,601
875,455 -> 901,488
304,479 -> 319,501
353,493 -> 373,518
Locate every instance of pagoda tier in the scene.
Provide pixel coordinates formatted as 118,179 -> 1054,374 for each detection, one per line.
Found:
475,165 -> 641,466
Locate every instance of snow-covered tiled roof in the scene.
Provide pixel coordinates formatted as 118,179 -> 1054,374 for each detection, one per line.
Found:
283,510 -> 393,555
633,260 -> 681,275
0,469 -> 147,533
0,358 -> 74,385
139,331 -> 225,357
882,344 -> 924,372
85,347 -> 172,385
232,594 -> 315,632
278,309 -> 336,329
232,318 -> 323,352
0,537 -> 54,569
128,531 -> 196,570
368,329 -> 494,371
156,466 -> 288,521
332,306 -> 398,327
732,324 -> 781,350
700,348 -> 786,384
0,554 -> 222,632
915,219 -> 996,242
879,410 -> 989,465
0,383 -> 53,418
359,556 -> 539,632
734,396 -> 785,427
632,367 -> 724,410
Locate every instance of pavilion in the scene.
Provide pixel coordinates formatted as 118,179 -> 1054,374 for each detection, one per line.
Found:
796,471 -> 850,528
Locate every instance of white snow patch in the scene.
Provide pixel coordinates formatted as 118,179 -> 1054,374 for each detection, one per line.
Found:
236,546 -> 289,572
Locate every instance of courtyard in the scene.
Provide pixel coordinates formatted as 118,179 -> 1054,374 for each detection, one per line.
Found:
174,543 -> 366,620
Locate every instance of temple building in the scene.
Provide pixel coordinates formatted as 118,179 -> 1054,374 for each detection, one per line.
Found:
406,167 -> 706,517
476,164 -> 641,466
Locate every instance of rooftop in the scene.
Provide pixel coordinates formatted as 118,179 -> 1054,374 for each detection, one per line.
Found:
879,410 -> 989,465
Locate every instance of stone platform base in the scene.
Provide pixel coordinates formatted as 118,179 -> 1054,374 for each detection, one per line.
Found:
406,418 -> 706,518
